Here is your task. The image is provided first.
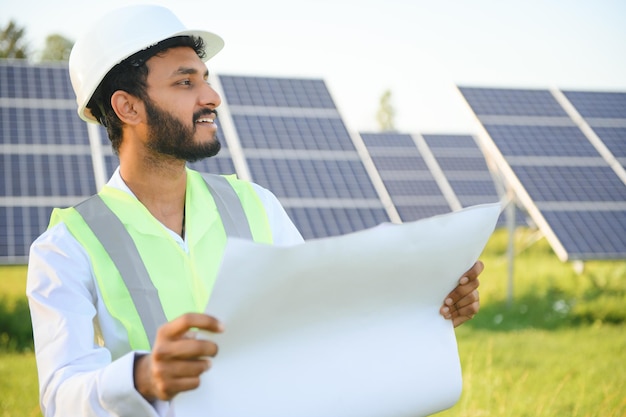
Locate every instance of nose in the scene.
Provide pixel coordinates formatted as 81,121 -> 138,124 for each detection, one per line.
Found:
201,82 -> 222,109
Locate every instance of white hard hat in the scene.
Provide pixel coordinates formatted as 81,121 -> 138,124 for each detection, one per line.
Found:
69,4 -> 224,123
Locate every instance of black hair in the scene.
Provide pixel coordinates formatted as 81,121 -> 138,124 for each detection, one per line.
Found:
87,35 -> 206,153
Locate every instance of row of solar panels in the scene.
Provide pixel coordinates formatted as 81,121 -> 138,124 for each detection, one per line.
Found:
1,60 -> 625,264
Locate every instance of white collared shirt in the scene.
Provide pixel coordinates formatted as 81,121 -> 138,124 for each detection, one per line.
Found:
27,168 -> 303,417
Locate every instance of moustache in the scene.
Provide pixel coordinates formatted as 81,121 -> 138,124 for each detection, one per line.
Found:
194,108 -> 219,121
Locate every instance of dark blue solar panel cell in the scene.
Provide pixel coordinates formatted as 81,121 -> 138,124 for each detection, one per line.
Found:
484,125 -> 599,157
220,75 -> 336,109
435,156 -> 490,171
285,207 -> 389,239
592,127 -> 626,159
59,109 -> 90,145
247,158 -> 377,199
360,132 -> 415,148
449,180 -> 498,196
563,91 -> 626,119
395,205 -> 451,222
104,155 -> 120,178
542,210 -> 626,259
9,154 -> 36,196
99,125 -> 110,145
0,62 -> 73,99
44,65 -> 75,100
385,179 -> 442,196
0,154 -> 7,196
0,108 -> 89,145
0,206 -> 13,258
513,166 -> 626,202
5,153 -> 95,196
0,64 -> 15,97
66,155 -> 97,195
26,206 -> 54,237
369,154 -> 428,171
459,87 -> 568,117
423,134 -> 478,149
456,195 -> 501,207
0,205 -> 55,261
233,115 -> 353,151
188,156 -> 237,176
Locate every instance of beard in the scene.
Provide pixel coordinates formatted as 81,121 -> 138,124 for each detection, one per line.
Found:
144,98 -> 221,163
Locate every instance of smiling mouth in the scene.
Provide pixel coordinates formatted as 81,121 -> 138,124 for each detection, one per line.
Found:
195,117 -> 215,124
194,109 -> 218,125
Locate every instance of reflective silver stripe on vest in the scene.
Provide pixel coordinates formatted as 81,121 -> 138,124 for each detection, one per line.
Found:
200,173 -> 252,240
74,195 -> 166,348
74,173 -> 253,348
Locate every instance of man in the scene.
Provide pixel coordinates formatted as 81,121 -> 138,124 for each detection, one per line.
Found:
26,5 -> 482,417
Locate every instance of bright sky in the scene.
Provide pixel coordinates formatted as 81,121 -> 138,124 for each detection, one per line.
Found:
4,0 -> 626,134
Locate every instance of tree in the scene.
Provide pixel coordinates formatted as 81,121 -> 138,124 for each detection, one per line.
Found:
0,20 -> 29,59
376,89 -> 396,131
39,34 -> 74,62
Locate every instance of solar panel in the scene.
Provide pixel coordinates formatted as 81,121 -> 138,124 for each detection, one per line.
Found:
561,91 -> 626,119
483,125 -> 598,157
457,87 -> 568,117
359,132 -> 457,222
359,132 -> 513,225
215,75 -> 390,239
0,61 -> 74,99
232,115 -> 354,151
219,75 -> 336,109
591,128 -> 626,164
561,91 -> 626,170
0,61 -> 97,263
459,86 -> 626,261
422,134 -> 501,208
541,210 -> 626,259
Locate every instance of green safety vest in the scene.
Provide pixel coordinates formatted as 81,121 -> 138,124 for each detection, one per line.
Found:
48,169 -> 273,351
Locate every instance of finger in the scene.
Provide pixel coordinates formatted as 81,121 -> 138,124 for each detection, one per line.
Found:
452,314 -> 473,328
153,356 -> 212,379
444,277 -> 480,308
454,299 -> 480,318
463,260 -> 484,281
441,289 -> 479,319
153,338 -> 220,362
449,300 -> 480,328
453,289 -> 480,311
152,374 -> 207,400
159,313 -> 224,341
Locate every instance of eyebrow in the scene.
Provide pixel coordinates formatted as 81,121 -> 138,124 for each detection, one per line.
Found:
172,66 -> 209,78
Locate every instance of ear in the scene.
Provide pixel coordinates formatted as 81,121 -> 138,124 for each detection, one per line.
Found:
110,91 -> 144,125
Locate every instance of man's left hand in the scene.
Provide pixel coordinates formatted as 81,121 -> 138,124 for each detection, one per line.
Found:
440,260 -> 483,327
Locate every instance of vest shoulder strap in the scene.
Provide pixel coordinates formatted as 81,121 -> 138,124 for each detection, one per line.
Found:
74,173 -> 254,348
199,172 -> 253,240
74,194 -> 165,348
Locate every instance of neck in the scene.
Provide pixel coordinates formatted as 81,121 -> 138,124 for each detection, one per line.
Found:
119,149 -> 188,238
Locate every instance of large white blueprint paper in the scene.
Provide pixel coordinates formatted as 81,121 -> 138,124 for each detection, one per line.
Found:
173,202 -> 501,417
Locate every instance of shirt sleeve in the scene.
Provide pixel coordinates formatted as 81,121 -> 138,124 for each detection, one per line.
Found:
26,223 -> 168,417
249,182 -> 305,245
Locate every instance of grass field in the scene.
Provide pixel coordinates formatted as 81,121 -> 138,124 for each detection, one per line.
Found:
1,228 -> 625,416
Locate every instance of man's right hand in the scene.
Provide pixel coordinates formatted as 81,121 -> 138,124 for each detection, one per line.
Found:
133,313 -> 224,401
